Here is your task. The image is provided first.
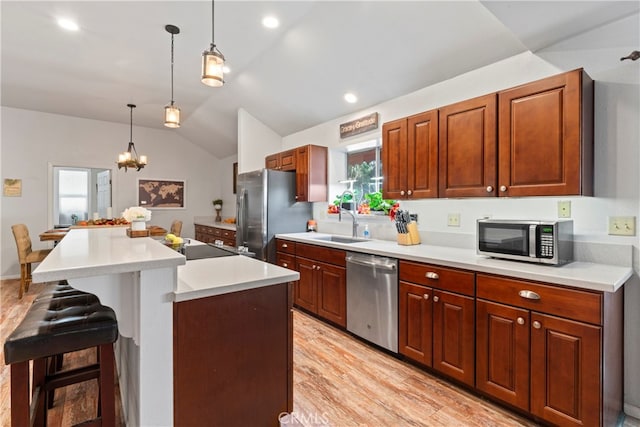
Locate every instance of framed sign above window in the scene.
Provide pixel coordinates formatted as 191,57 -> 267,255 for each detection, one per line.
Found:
138,178 -> 186,209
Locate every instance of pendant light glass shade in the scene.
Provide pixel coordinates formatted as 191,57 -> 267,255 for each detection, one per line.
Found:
201,0 -> 225,87
164,104 -> 180,128
164,24 -> 181,128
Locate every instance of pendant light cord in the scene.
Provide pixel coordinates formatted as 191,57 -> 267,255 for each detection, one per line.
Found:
129,105 -> 133,143
211,0 -> 215,47
170,32 -> 175,105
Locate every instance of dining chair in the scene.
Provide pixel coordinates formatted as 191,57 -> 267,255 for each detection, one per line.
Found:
11,224 -> 52,299
170,220 -> 183,237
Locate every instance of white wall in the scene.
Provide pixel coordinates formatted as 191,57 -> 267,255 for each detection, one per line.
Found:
237,108 -> 282,174
217,153 -> 238,219
1,107 -> 222,278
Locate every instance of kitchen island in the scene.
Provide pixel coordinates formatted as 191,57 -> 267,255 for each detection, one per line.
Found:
33,227 -> 298,426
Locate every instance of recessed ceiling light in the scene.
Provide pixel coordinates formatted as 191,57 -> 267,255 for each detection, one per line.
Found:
57,18 -> 79,32
344,93 -> 358,103
262,16 -> 279,29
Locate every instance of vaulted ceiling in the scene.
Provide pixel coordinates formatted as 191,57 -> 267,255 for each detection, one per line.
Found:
2,1 -> 638,159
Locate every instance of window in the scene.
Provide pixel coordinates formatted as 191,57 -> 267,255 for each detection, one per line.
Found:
346,144 -> 382,197
54,168 -> 89,225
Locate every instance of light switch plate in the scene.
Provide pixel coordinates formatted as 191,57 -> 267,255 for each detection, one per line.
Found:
447,213 -> 460,227
558,201 -> 571,218
608,216 -> 636,236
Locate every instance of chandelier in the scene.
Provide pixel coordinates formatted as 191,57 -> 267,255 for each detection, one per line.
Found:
117,104 -> 147,171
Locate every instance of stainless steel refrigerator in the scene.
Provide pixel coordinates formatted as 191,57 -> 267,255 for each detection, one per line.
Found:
236,169 -> 312,263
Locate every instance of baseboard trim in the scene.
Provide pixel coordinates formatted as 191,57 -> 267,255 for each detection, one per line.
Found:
625,403 -> 640,420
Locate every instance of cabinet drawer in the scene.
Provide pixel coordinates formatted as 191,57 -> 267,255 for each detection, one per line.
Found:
276,253 -> 296,271
400,261 -> 474,296
221,229 -> 235,239
477,274 -> 602,325
275,239 -> 296,255
296,243 -> 346,267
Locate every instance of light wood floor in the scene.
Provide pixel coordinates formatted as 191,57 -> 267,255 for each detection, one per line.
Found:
2,279 -> 639,427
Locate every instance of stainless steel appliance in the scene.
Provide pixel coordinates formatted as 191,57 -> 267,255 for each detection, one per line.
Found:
236,169 -> 312,263
477,219 -> 573,265
346,252 -> 398,352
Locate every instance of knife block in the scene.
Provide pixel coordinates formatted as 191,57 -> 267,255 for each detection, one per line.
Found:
397,221 -> 421,245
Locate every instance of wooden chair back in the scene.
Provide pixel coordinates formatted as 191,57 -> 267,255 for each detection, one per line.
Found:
170,220 -> 183,237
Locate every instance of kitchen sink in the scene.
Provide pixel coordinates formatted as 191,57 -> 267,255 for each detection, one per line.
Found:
310,235 -> 368,244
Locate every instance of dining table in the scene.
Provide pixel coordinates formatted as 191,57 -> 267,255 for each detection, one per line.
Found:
39,224 -> 167,243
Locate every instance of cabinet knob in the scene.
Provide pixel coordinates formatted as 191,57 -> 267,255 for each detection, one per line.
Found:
282,263 -> 288,268
295,195 -> 299,200
407,190 -> 413,196
433,296 -> 439,302
532,321 -> 541,329
517,317 -> 525,325
423,294 -> 429,300
486,186 -> 493,193
519,290 -> 541,300
282,243 -> 288,248
400,190 -> 405,196
425,272 -> 439,280
500,185 -> 507,192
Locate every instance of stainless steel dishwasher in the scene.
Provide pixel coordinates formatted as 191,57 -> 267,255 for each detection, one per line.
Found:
346,252 -> 398,353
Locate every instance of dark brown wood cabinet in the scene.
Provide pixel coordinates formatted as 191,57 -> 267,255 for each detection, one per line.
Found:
476,274 -> 622,427
265,148 -> 296,171
382,109 -> 438,200
173,282 -> 292,426
294,243 -> 346,327
498,69 -> 593,197
399,261 -> 475,386
266,144 -> 327,202
194,224 -> 236,246
438,93 -> 497,198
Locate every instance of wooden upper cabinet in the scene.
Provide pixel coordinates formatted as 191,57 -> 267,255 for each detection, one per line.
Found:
439,93 -> 497,198
382,110 -> 438,199
498,69 -> 593,196
265,149 -> 296,171
296,145 -> 327,202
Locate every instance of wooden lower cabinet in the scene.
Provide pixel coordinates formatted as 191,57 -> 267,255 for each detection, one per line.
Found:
296,257 -> 346,327
194,224 -> 236,246
399,261 -> 475,386
173,282 -> 292,426
476,273 -> 622,427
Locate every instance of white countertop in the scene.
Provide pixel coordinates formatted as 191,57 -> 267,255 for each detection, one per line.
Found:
33,227 -> 186,283
175,255 -> 299,302
194,218 -> 236,231
276,232 -> 633,293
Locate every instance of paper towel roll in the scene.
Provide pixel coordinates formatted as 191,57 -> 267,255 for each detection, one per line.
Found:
107,207 -> 113,219
93,212 -> 99,220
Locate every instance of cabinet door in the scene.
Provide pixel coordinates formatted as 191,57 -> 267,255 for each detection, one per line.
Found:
294,258 -> 317,313
399,281 -> 433,366
382,118 -> 408,199
316,262 -> 346,327
476,299 -> 530,411
439,93 -> 497,198
295,146 -> 308,202
280,149 -> 297,171
498,69 -> 592,196
407,110 -> 438,199
265,153 -> 279,170
531,312 -> 601,427
432,290 -> 475,386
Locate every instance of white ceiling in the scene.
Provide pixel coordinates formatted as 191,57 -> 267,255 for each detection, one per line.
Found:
2,1 -> 638,159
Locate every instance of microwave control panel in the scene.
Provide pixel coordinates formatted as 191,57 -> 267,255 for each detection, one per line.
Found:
538,226 -> 554,258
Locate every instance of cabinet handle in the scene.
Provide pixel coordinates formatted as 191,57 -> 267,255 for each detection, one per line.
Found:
425,272 -> 439,280
282,243 -> 288,248
519,290 -> 541,300
486,186 -> 493,193
400,190 -> 405,196
407,190 -> 413,196
517,317 -> 525,325
423,294 -> 429,300
500,185 -> 507,192
282,263 -> 288,268
532,321 -> 541,329
433,296 -> 439,302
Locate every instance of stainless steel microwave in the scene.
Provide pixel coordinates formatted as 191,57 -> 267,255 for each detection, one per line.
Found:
477,219 -> 573,265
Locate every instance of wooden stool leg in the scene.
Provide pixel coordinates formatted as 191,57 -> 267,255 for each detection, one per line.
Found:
98,343 -> 116,426
33,358 -> 46,427
10,361 -> 30,426
19,264 -> 27,299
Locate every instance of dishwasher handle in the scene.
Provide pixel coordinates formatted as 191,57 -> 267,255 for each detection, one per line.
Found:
346,254 -> 397,271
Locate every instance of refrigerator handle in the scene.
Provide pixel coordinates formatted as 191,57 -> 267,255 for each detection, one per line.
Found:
238,188 -> 248,245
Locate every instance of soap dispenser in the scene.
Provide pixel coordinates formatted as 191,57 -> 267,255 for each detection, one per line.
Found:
363,224 -> 370,239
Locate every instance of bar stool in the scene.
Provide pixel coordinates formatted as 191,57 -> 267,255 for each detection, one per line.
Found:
11,223 -> 52,299
4,293 -> 119,426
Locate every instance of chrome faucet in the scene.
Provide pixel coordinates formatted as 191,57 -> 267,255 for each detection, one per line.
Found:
338,190 -> 359,238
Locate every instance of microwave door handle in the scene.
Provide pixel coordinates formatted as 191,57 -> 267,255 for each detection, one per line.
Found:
529,225 -> 537,257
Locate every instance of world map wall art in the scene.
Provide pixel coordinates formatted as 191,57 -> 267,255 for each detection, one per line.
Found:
138,178 -> 186,209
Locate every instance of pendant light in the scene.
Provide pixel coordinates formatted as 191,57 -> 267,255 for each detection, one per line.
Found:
117,104 -> 147,172
201,0 -> 225,87
164,24 -> 181,128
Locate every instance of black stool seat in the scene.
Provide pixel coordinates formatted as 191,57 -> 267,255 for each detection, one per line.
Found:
34,280 -> 99,304
4,294 -> 118,365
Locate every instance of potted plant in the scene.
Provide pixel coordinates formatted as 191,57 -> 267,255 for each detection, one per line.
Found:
212,199 -> 223,222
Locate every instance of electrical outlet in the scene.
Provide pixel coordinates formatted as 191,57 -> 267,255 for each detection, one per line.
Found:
558,201 -> 571,218
447,213 -> 460,227
608,216 -> 636,236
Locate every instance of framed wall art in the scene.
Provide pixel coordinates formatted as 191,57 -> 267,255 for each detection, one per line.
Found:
138,178 -> 186,209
